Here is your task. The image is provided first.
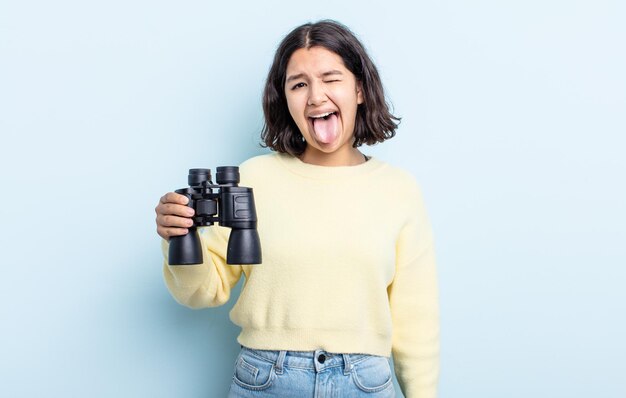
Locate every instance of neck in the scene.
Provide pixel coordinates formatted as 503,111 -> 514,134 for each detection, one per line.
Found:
299,146 -> 366,167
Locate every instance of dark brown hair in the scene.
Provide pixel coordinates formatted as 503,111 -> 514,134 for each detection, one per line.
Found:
260,20 -> 400,156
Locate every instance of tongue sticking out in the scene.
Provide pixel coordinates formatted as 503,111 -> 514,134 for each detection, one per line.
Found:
311,113 -> 338,144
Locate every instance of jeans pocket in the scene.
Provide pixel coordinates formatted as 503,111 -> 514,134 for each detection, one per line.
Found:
351,355 -> 393,393
232,350 -> 276,391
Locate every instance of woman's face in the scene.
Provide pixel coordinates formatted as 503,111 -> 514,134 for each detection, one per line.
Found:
284,46 -> 364,163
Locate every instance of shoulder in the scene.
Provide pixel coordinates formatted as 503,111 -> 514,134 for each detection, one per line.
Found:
239,152 -> 280,172
374,158 -> 423,197
238,152 -> 282,185
374,160 -> 432,228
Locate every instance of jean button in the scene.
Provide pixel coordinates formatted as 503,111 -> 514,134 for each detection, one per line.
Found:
317,354 -> 326,363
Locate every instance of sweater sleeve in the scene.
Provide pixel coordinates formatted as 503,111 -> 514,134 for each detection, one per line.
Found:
388,183 -> 440,398
162,225 -> 243,309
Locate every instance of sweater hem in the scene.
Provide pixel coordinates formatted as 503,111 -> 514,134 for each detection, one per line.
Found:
236,328 -> 392,357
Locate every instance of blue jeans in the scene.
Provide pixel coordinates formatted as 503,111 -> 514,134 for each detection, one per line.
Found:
227,346 -> 396,397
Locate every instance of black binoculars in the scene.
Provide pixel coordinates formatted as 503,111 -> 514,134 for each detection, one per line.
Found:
168,167 -> 262,265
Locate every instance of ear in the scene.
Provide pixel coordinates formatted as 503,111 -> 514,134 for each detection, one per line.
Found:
356,81 -> 364,105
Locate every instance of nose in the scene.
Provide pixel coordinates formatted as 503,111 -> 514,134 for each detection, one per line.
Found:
307,81 -> 327,106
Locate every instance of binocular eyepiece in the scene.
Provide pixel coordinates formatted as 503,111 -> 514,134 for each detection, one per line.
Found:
168,167 -> 262,266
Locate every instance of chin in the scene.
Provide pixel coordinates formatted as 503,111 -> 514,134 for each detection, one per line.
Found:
311,142 -> 341,153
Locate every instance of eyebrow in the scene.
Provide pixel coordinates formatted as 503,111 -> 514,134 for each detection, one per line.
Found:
285,69 -> 344,83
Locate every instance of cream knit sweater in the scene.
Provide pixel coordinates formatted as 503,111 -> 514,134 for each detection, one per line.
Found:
162,152 -> 439,397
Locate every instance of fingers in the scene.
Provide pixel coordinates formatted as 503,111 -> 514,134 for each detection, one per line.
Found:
158,202 -> 195,218
157,225 -> 189,240
160,192 -> 189,205
156,212 -> 194,240
159,213 -> 194,228
156,192 -> 194,217
155,192 -> 195,240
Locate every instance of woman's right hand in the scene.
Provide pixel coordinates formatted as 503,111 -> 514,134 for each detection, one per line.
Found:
155,192 -> 195,241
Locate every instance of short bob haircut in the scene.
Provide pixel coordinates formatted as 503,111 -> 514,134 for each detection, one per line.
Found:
261,20 -> 400,156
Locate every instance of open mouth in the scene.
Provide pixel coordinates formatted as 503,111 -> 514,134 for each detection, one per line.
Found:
308,111 -> 338,121
307,111 -> 339,144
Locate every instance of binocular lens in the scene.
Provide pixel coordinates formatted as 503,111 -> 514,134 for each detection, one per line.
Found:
188,168 -> 211,186
216,166 -> 240,185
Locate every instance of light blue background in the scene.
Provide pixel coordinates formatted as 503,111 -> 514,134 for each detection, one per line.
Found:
1,1 -> 624,397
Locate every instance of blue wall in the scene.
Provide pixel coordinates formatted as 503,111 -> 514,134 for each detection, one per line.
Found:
1,1 -> 624,397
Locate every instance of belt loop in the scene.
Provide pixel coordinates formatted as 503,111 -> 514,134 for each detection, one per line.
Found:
275,350 -> 287,374
342,354 -> 352,375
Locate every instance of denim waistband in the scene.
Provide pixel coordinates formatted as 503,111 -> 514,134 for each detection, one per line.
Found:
239,345 -> 384,375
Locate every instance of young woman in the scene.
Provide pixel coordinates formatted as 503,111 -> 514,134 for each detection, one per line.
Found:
155,20 -> 439,398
